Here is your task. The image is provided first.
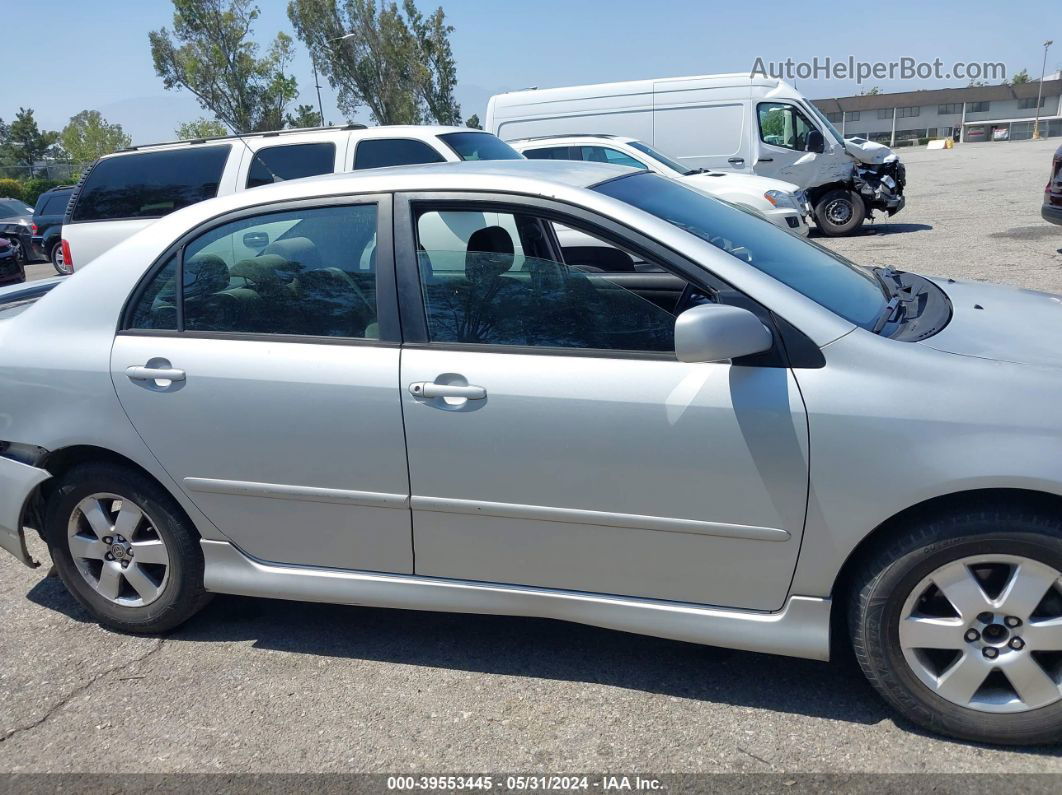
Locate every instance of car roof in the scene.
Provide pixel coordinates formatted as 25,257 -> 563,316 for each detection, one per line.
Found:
510,134 -> 636,146
105,125 -> 491,157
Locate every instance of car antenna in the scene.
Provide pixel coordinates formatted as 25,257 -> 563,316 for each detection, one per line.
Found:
209,112 -> 284,186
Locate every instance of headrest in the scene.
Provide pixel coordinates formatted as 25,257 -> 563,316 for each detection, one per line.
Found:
465,226 -> 514,281
183,254 -> 229,297
231,255 -> 295,286
262,236 -> 321,270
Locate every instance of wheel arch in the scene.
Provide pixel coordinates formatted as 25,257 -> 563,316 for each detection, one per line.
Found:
830,487 -> 1062,617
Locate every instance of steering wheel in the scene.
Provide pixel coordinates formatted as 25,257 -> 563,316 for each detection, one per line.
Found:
675,282 -> 714,315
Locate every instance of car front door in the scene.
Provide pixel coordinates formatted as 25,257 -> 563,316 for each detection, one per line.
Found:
396,196 -> 809,611
110,196 -> 413,573
754,102 -> 825,188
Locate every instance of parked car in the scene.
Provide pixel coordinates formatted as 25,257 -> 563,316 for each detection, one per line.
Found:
0,235 -> 24,285
487,73 -> 907,236
0,197 -> 36,266
6,160 -> 1062,746
31,186 -> 74,275
61,125 -> 523,269
1043,142 -> 1062,225
511,134 -> 811,235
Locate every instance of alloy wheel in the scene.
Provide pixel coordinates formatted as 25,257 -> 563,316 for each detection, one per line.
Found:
66,493 -> 170,607
899,554 -> 1062,713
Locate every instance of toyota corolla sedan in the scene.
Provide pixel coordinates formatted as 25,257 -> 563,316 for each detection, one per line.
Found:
2,161 -> 1062,745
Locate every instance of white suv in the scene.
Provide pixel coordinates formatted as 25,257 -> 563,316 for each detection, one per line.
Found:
510,134 -> 810,236
61,125 -> 523,269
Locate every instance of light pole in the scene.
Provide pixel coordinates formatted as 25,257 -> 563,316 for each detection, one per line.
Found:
1033,39 -> 1053,140
311,59 -> 325,126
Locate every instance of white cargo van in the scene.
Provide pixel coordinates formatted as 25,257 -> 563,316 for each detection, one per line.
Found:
486,74 -> 906,236
62,126 -> 523,269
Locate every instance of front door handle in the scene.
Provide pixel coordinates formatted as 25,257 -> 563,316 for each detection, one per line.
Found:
126,365 -> 186,382
409,382 -> 486,400
728,157 -> 745,165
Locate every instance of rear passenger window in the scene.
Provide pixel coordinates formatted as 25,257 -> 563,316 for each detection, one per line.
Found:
127,204 -> 380,339
246,142 -> 336,189
354,139 -> 445,170
522,146 -> 574,161
71,145 -> 230,222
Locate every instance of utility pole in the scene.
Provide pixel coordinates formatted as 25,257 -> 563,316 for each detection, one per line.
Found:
312,60 -> 326,126
1034,40 -> 1053,140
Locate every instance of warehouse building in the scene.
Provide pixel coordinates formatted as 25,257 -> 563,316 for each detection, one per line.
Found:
812,73 -> 1062,145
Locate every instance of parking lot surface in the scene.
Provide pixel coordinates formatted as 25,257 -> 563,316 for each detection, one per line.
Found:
3,139 -> 1062,775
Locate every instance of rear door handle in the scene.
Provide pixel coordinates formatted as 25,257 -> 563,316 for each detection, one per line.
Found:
126,365 -> 186,382
758,157 -> 774,162
409,382 -> 486,400
728,157 -> 745,165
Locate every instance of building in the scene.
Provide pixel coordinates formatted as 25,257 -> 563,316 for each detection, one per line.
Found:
812,74 -> 1062,145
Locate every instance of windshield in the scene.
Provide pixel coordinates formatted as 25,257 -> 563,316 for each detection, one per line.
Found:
595,172 -> 886,329
802,101 -> 845,147
438,132 -> 524,161
627,141 -> 691,175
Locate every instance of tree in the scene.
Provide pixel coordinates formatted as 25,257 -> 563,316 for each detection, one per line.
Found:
149,0 -> 298,132
465,113 -> 481,130
860,86 -> 881,96
288,0 -> 461,125
2,108 -> 61,169
286,103 -> 324,128
60,110 -> 132,162
175,118 -> 230,139
1011,69 -> 1030,85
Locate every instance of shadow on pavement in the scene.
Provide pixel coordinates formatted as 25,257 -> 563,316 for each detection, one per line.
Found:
23,575 -> 1062,753
810,223 -> 933,238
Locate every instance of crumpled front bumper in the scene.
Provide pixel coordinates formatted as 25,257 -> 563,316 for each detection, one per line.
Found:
0,456 -> 51,567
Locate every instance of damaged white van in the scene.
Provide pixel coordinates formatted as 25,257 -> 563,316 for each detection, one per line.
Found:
486,73 -> 906,236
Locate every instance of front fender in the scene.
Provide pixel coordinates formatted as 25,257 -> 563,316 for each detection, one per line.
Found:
0,455 -> 51,567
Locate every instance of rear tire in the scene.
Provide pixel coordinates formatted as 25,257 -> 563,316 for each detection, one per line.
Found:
849,504 -> 1062,745
814,189 -> 865,236
45,463 -> 211,633
51,241 -> 71,275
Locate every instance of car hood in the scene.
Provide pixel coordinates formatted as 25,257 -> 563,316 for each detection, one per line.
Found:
919,277 -> 1062,367
682,171 -> 800,196
844,138 -> 898,165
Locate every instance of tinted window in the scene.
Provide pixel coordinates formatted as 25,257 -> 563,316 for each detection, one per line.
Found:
129,204 -> 379,339
596,173 -> 886,329
0,199 -> 31,217
128,256 -> 178,330
522,146 -> 573,160
438,132 -> 523,161
579,146 -> 647,170
354,139 -> 445,170
416,208 -> 674,351
40,193 -> 71,216
72,145 -> 230,222
246,142 -> 336,189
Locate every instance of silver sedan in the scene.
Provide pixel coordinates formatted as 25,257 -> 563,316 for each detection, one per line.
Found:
2,160 -> 1062,745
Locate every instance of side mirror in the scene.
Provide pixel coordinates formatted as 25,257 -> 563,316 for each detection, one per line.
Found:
806,129 -> 826,154
674,304 -> 773,363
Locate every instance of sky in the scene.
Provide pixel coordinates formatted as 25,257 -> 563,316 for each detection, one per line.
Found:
3,0 -> 1060,146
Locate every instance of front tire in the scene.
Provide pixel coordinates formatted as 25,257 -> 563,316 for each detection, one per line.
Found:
814,189 -> 865,236
850,505 -> 1062,745
45,463 -> 210,633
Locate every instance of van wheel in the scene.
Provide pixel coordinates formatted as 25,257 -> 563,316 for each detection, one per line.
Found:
814,189 -> 865,236
45,463 -> 211,634
51,241 -> 71,275
850,505 -> 1062,745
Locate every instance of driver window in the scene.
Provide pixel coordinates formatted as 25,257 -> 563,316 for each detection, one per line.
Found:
414,208 -> 686,353
758,102 -> 816,152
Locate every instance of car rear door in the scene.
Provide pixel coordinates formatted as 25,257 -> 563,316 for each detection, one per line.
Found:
395,193 -> 809,611
110,195 -> 413,573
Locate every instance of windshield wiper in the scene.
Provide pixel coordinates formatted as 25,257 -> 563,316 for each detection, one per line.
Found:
872,295 -> 905,333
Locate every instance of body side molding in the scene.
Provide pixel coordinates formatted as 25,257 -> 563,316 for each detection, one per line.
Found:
183,477 -> 408,509
411,496 -> 791,542
201,540 -> 830,660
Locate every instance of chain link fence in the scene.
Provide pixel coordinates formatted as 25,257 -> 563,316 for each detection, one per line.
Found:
0,161 -> 90,182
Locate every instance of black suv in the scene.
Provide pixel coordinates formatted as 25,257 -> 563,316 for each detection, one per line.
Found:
32,186 -> 74,274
